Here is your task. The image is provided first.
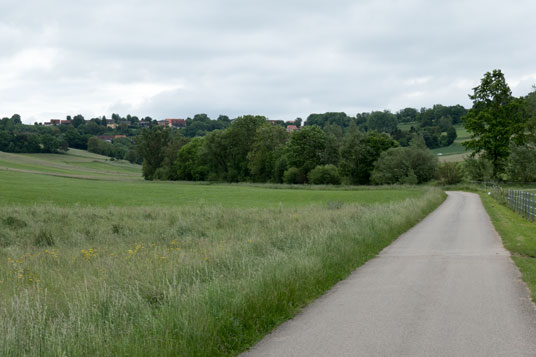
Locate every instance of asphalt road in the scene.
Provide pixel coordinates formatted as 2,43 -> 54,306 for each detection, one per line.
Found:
244,191 -> 536,356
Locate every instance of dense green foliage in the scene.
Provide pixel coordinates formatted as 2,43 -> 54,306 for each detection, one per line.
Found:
247,124 -> 287,182
463,156 -> 494,182
463,70 -> 529,178
436,162 -> 464,185
507,144 -> 536,182
137,118 -> 440,185
339,130 -> 398,184
0,115 -> 67,153
371,139 -> 438,185
308,164 -> 341,185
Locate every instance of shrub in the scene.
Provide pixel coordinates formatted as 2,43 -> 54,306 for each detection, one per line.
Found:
371,145 -> 438,185
308,165 -> 341,185
463,156 -> 493,182
283,167 -> 305,184
507,144 -> 536,182
436,162 -> 464,185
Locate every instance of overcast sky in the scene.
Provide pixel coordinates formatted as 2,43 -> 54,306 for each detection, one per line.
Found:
1,0 -> 535,124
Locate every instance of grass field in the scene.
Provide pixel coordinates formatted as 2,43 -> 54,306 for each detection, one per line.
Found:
0,149 -> 141,180
431,124 -> 471,161
0,149 -> 446,355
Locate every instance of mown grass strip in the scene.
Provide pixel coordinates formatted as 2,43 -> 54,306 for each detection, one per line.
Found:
480,193 -> 536,302
0,169 -> 424,208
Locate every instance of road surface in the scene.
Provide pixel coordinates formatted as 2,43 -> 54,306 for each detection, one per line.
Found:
244,191 -> 536,356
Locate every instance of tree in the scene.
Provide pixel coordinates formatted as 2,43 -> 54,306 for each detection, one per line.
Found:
446,126 -> 457,145
507,144 -> 536,182
463,69 -> 528,178
339,131 -> 398,184
367,111 -> 397,134
72,114 -> 85,128
283,167 -> 305,184
436,162 -> 464,185
136,127 -> 171,180
223,115 -> 267,181
371,139 -> 438,185
40,134 -> 60,153
176,137 -> 208,181
286,125 -> 337,181
463,156 -> 493,182
305,112 -> 351,128
397,108 -> 419,123
247,124 -> 288,182
10,114 -> 22,124
308,165 -> 341,185
159,131 -> 189,180
202,130 -> 229,180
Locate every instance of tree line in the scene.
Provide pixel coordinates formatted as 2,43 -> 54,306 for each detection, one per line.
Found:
136,115 -> 438,185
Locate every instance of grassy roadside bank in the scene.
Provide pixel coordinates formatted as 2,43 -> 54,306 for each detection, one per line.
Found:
0,188 -> 445,356
479,193 -> 536,302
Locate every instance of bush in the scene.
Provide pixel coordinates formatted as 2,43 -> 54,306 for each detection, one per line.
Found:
436,162 -> 464,185
308,165 -> 341,185
507,144 -> 536,182
371,145 -> 438,185
283,167 -> 305,184
463,156 -> 493,182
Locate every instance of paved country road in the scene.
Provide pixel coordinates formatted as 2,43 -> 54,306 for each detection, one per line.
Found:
244,192 -> 536,356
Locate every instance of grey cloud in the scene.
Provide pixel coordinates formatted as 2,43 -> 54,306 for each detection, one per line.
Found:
0,0 -> 534,123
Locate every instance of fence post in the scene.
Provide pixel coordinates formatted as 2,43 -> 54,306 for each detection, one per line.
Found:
525,191 -> 528,219
532,193 -> 535,222
521,191 -> 524,218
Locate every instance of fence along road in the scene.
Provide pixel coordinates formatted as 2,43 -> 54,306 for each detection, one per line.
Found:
243,191 -> 536,356
508,189 -> 536,222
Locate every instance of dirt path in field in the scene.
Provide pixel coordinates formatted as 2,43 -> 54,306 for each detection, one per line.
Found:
244,191 -> 536,356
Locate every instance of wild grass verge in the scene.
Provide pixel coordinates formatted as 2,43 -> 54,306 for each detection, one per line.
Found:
0,187 -> 445,356
480,193 -> 536,303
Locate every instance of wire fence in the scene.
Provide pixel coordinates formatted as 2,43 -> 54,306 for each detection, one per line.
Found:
507,190 -> 536,222
476,181 -> 536,223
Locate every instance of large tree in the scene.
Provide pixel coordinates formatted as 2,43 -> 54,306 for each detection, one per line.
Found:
285,125 -> 338,180
247,124 -> 288,182
463,69 -> 528,178
136,127 -> 172,180
339,131 -> 398,184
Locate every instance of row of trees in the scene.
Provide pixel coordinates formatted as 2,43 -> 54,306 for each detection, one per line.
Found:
0,115 -> 67,153
305,107 -> 461,150
136,116 -> 438,185
135,69 -> 536,185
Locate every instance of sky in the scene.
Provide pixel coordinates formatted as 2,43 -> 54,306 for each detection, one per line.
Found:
1,0 -> 535,124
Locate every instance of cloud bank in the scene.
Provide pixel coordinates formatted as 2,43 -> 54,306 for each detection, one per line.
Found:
1,0 -> 535,123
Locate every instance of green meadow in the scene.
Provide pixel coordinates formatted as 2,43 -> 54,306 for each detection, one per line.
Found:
432,123 -> 471,161
0,149 -> 446,356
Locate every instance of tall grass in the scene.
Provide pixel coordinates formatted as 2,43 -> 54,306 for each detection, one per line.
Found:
0,187 -> 445,356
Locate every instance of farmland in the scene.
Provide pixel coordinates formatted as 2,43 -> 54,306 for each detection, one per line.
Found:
0,149 -> 445,355
397,122 -> 471,162
432,123 -> 471,161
